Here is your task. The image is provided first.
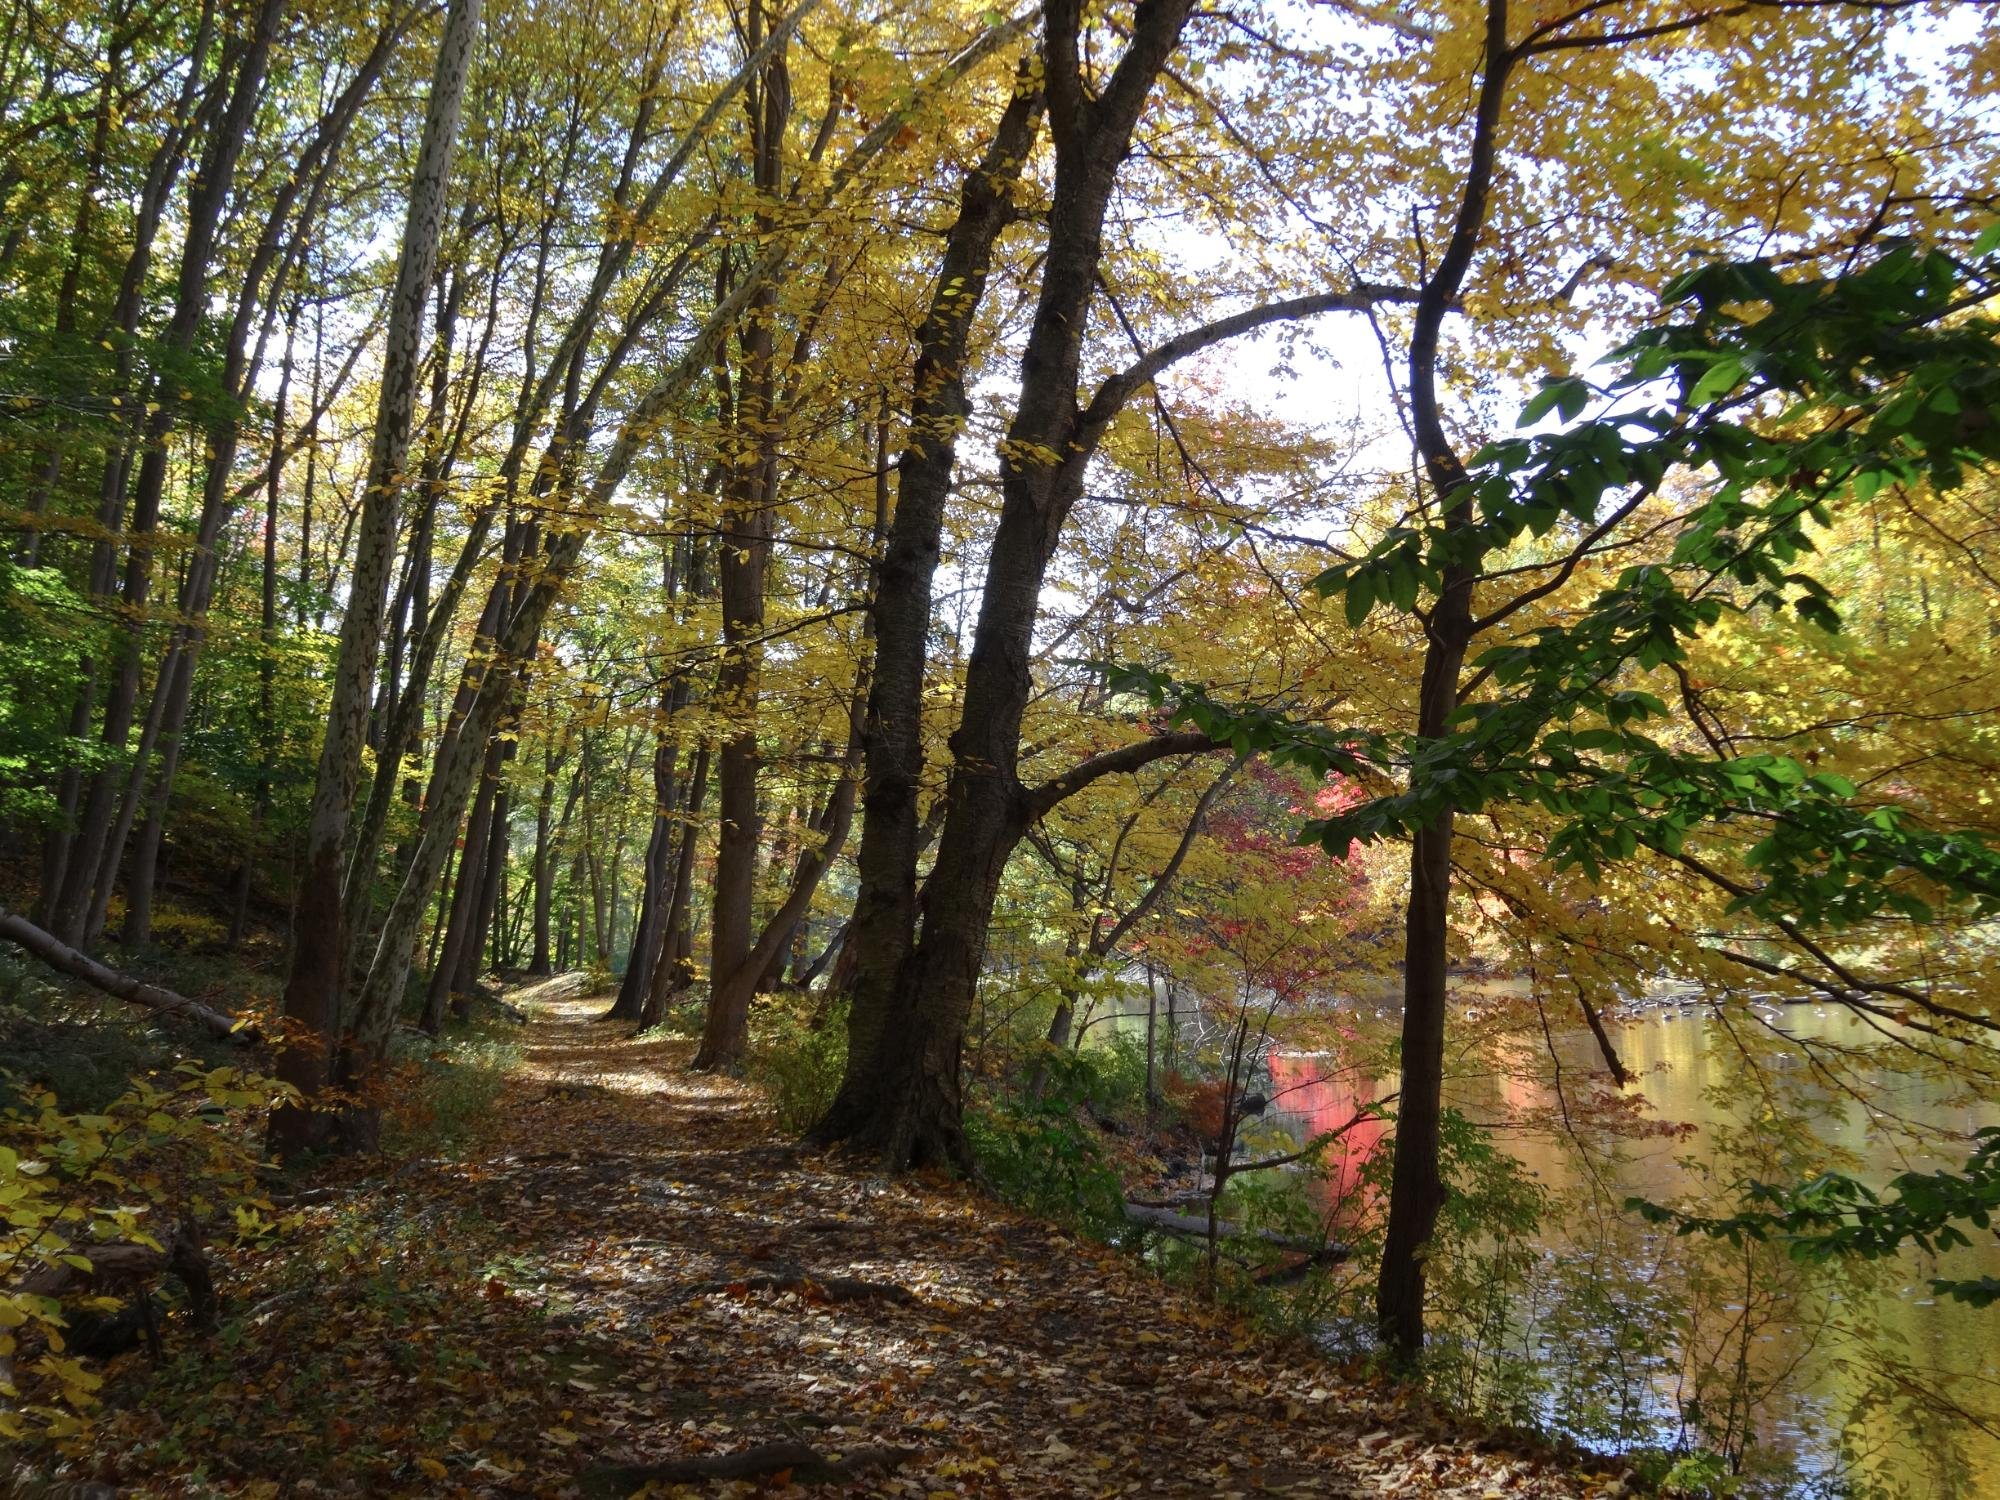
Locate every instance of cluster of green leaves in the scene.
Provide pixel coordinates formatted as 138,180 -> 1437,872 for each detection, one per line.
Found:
1335,242 -> 2000,614
0,560 -> 105,829
1630,1126 -> 2000,1308
747,996 -> 849,1135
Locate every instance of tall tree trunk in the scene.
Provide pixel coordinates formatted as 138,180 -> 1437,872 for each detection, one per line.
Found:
230,298 -> 299,949
528,743 -> 569,975
105,17 -> 400,948
49,0 -> 284,945
272,0 -> 482,1155
464,779 -> 510,997
694,8 -> 788,1070
813,75 -> 1043,1135
704,678 -> 867,1057
424,738 -> 504,1031
1374,0 -> 1511,1358
641,744 -> 711,1027
36,0 -> 219,927
607,671 -> 688,1019
816,0 -> 1195,1166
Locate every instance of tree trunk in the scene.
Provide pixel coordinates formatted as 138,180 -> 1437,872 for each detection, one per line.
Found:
0,908 -> 250,1040
104,14 -> 395,948
642,745 -> 711,1028
528,744 -> 567,975
702,699 -> 864,1063
465,780 -> 510,997
817,0 -> 1195,1166
694,12 -> 788,1071
424,737 -> 504,1031
272,0 -> 483,1155
1373,0 -> 1511,1358
607,691 -> 686,1019
35,2 -> 220,928
230,298 -> 299,950
50,0 -> 285,946
813,76 -> 1043,1136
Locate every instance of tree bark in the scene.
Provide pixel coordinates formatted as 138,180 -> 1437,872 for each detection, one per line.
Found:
642,745 -> 712,1027
424,737 -> 504,1031
103,15 -> 401,948
1374,0 -> 1512,1360
49,0 -> 285,946
816,0 -> 1196,1167
813,71 -> 1043,1136
695,9 -> 788,1071
272,0 -> 482,1156
607,656 -> 691,1020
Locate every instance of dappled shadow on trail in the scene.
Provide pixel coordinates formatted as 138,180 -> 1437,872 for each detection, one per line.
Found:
449,991 -> 1609,1497
81,985 -> 1614,1498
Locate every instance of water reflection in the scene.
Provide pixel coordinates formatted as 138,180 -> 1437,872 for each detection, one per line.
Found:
1208,1000 -> 1998,1491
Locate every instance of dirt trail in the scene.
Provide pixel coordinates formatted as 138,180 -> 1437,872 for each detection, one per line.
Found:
456,990 -> 1614,1498
83,986 -> 1619,1498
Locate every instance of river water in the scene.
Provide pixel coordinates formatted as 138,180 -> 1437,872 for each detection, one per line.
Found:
1234,1001 -> 2000,1495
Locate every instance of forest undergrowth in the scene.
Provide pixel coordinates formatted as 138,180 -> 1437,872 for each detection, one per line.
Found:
11,983 -> 1625,1499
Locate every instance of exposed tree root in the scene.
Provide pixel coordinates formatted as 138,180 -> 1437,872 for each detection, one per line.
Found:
1,1222 -> 215,1389
583,1439 -> 916,1490
689,1269 -> 919,1305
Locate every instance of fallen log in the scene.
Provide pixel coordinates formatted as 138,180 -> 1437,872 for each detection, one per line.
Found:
1122,1202 -> 1348,1260
10,1222 -> 218,1328
584,1440 -> 915,1490
1,1221 -> 217,1390
0,908 -> 254,1041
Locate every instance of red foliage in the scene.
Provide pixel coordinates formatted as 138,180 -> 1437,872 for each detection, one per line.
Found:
1160,1071 -> 1230,1142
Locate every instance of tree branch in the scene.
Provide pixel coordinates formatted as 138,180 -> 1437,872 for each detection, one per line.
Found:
1091,755 -> 1243,956
1021,731 -> 1222,822
1081,286 -> 1421,434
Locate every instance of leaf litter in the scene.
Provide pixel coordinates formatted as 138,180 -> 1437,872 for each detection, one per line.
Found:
66,992 -> 1631,1498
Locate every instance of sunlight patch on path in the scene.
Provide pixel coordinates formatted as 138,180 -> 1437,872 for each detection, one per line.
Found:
507,987 -> 766,1118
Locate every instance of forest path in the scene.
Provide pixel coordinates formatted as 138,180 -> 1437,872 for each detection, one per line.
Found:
89,984 -> 1613,1497
463,987 -> 1610,1499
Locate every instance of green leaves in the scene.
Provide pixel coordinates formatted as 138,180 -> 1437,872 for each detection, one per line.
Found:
1309,527 -> 1431,631
1628,1127 -> 2000,1305
1517,374 -> 1590,428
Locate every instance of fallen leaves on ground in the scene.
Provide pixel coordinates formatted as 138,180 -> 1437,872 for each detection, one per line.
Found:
61,990 -> 1628,1498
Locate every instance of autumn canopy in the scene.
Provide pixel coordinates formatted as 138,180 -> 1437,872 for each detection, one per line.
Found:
2,0 -> 1999,1491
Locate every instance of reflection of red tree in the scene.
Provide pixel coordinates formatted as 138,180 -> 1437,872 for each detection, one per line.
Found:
1266,1053 -> 1386,1215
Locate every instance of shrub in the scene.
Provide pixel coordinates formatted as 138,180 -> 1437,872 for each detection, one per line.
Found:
968,1048 -> 1127,1234
748,996 -> 846,1134
0,1064 -> 291,1443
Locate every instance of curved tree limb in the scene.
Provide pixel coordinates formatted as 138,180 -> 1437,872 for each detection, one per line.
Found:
1020,730 -> 1221,822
